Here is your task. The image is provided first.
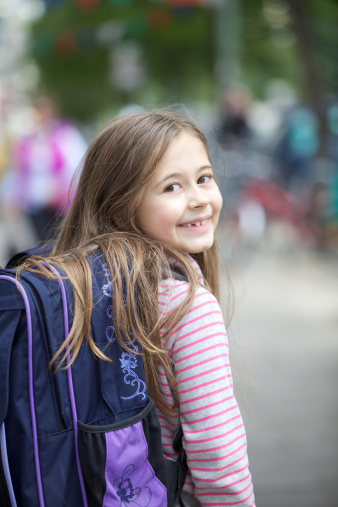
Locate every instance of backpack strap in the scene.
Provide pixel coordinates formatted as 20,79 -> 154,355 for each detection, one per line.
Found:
0,273 -> 45,506
0,276 -> 25,425
39,263 -> 88,507
0,274 -> 24,504
0,272 -> 27,506
0,423 -> 16,506
0,266 -> 88,507
173,426 -> 188,507
166,266 -> 189,506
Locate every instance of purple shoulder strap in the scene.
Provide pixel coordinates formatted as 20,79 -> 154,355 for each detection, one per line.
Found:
45,264 -> 88,507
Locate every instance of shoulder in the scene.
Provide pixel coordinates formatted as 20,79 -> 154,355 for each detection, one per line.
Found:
158,277 -> 226,360
158,278 -> 223,334
158,253 -> 217,315
158,278 -> 216,308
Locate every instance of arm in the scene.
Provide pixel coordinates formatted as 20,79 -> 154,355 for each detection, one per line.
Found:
163,283 -> 255,507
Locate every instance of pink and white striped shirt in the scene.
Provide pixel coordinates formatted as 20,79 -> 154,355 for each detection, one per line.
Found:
155,255 -> 255,507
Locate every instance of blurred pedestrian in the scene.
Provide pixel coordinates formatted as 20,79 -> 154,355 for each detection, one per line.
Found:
10,96 -> 87,242
274,105 -> 319,195
217,83 -> 252,149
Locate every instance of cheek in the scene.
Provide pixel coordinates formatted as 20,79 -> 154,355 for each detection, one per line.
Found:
152,208 -> 178,230
213,189 -> 223,218
138,203 -> 178,239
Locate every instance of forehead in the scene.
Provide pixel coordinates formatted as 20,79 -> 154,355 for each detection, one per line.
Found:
155,132 -> 209,175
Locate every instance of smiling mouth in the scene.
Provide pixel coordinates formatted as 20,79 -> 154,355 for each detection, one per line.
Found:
180,218 -> 209,227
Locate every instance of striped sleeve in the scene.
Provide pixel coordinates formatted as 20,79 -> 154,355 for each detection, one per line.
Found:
157,280 -> 255,507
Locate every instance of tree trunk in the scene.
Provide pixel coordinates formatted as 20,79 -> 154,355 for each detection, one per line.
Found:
286,0 -> 327,154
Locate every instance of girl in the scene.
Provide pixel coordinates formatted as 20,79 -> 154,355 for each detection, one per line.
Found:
18,109 -> 255,506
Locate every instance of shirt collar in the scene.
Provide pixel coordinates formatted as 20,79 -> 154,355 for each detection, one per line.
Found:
167,252 -> 205,287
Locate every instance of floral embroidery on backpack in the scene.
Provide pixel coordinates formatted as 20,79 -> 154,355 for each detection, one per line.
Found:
101,263 -> 146,400
119,352 -> 147,400
102,263 -> 112,297
114,464 -> 152,507
105,325 -> 117,343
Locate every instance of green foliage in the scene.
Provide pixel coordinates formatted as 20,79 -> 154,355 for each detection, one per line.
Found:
241,2 -> 302,98
240,0 -> 338,101
307,0 -> 338,93
142,9 -> 214,103
30,0 -> 338,122
31,0 -> 214,121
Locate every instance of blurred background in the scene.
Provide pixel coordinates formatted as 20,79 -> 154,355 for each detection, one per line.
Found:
0,0 -> 337,505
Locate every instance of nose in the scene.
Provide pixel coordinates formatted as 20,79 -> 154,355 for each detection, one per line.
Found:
188,184 -> 210,209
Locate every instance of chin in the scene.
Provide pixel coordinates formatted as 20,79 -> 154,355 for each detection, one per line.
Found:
187,242 -> 214,254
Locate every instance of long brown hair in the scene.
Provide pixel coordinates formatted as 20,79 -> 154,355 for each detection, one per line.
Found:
18,109 -> 221,416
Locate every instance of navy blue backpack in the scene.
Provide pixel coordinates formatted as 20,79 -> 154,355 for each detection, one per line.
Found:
0,249 -> 187,506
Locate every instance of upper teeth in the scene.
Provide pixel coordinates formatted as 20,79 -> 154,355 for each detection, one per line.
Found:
182,219 -> 208,227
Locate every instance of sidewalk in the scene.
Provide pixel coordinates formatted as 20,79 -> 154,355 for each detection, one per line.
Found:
221,236 -> 338,507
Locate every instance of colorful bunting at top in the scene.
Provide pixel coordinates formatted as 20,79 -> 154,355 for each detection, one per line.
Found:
44,0 -> 64,6
166,0 -> 200,18
44,0 -> 101,7
35,0 -> 210,57
54,31 -> 77,53
43,0 -> 207,13
147,8 -> 172,30
124,16 -> 147,36
167,0 -> 199,6
109,0 -> 135,6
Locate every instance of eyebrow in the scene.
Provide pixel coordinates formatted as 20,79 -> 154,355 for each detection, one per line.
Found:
155,165 -> 214,188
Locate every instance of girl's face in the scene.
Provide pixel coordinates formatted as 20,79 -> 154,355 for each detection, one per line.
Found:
137,132 -> 222,254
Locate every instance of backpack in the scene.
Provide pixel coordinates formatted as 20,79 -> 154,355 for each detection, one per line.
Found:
0,249 -> 187,506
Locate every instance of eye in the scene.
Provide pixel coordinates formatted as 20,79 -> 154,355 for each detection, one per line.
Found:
164,183 -> 181,193
197,174 -> 213,184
